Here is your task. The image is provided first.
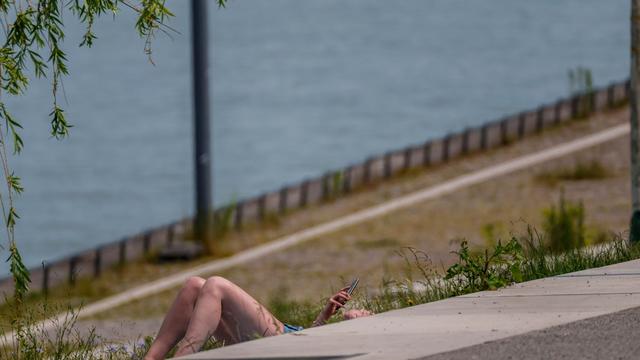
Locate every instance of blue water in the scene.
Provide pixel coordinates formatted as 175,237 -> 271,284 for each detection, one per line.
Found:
0,0 -> 630,274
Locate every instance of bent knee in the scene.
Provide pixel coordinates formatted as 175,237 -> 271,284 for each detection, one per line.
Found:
184,276 -> 205,292
201,276 -> 233,296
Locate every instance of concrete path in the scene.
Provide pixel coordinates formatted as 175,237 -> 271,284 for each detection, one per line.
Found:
422,305 -> 640,360
179,258 -> 640,360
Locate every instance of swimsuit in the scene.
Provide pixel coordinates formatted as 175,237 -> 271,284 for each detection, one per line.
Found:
283,323 -> 304,333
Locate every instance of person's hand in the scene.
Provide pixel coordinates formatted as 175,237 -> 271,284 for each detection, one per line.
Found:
343,308 -> 373,320
313,287 -> 351,326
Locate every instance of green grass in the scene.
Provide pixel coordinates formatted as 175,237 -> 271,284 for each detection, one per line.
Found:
355,238 -> 401,249
3,215 -> 639,358
536,160 -> 610,186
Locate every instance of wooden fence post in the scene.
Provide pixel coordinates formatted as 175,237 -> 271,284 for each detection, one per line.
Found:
300,180 -> 309,207
626,79 -> 631,99
403,147 -> 412,170
94,247 -> 102,278
234,201 -> 244,230
423,141 -> 432,166
480,125 -> 488,150
607,84 -> 615,108
461,129 -> 470,155
500,120 -> 508,145
118,239 -> 126,267
69,256 -> 78,286
279,187 -> 288,214
442,135 -> 451,162
167,224 -> 175,246
342,167 -> 352,193
363,158 -> 372,184
42,263 -> 49,295
321,173 -> 331,200
571,95 -> 580,118
517,113 -> 526,139
554,100 -> 562,124
143,232 -> 151,254
536,107 -> 544,132
258,194 -> 267,220
384,153 -> 392,178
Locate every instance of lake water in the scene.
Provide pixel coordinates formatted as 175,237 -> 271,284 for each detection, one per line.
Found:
0,0 -> 630,274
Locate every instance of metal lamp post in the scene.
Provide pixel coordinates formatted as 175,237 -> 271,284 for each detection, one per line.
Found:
191,0 -> 212,247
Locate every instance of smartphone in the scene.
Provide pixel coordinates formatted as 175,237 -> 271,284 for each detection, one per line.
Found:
347,278 -> 359,296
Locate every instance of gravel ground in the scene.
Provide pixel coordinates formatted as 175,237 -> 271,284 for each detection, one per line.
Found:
421,306 -> 640,360
79,107 -> 632,341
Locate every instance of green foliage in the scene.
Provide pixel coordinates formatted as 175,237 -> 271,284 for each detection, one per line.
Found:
536,160 -> 609,186
518,227 -> 639,280
568,66 -> 594,117
212,201 -> 236,237
444,238 -> 523,291
542,195 -> 585,252
568,67 -> 593,95
331,171 -> 343,198
0,0 -> 206,308
368,231 -> 640,319
355,237 -> 401,249
8,243 -> 30,305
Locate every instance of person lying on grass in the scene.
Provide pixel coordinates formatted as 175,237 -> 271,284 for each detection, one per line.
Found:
144,276 -> 373,359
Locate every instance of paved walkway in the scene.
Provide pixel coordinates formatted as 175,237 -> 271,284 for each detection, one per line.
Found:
180,259 -> 640,360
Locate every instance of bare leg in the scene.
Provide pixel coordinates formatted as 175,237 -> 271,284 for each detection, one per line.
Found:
145,276 -> 205,360
173,276 -> 284,357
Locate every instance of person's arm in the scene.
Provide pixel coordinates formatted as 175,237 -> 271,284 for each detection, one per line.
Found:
311,287 -> 351,327
311,288 -> 374,327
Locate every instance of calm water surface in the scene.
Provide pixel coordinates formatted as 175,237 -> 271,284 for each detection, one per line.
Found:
0,0 -> 629,274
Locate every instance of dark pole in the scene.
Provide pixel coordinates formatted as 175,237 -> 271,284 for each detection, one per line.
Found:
191,0 -> 212,247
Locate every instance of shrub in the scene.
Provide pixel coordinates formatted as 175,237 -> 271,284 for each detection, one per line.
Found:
542,195 -> 585,252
